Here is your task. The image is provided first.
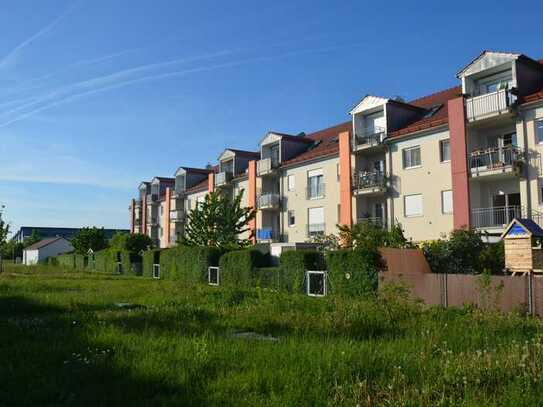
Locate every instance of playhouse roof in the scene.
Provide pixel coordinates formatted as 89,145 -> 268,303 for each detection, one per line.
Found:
501,218 -> 543,239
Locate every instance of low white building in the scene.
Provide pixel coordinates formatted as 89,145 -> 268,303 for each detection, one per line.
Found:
23,237 -> 74,265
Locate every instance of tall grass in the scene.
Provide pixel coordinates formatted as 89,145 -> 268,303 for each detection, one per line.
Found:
1,264 -> 542,406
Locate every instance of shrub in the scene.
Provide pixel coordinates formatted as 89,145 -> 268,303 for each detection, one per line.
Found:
279,250 -> 325,293
326,248 -> 380,296
93,249 -> 116,273
57,254 -> 75,269
218,249 -> 264,288
253,267 -> 281,289
143,249 -> 161,277
74,254 -> 86,270
479,241 -> 505,275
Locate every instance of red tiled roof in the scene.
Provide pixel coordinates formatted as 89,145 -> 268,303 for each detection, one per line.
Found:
273,132 -> 314,144
522,89 -> 543,104
227,149 -> 261,159
281,121 -> 351,167
185,178 -> 209,194
177,166 -> 213,175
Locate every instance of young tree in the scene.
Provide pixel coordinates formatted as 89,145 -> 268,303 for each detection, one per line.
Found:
124,234 -> 153,256
183,190 -> 256,250
71,227 -> 108,254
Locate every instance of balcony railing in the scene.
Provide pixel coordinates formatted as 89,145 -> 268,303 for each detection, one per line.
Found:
306,182 -> 325,200
466,89 -> 515,121
353,127 -> 386,149
170,210 -> 184,222
307,223 -> 326,237
471,206 -> 521,229
352,171 -> 387,191
357,217 -> 387,228
257,157 -> 280,176
215,171 -> 233,187
257,193 -> 281,210
469,145 -> 522,175
256,228 -> 279,241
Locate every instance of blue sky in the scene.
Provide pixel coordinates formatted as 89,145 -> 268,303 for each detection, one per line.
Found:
0,0 -> 542,235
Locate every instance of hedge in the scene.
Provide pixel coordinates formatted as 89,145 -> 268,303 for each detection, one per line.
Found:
218,249 -> 265,288
142,246 -> 222,281
57,254 -> 76,269
279,250 -> 325,293
326,249 -> 380,296
74,254 -> 86,270
253,267 -> 281,289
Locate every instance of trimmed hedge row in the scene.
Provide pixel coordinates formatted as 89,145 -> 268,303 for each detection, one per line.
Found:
326,249 -> 380,296
279,250 -> 326,293
218,249 -> 265,288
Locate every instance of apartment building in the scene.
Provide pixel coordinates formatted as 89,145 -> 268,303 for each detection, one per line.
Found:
129,50 -> 543,247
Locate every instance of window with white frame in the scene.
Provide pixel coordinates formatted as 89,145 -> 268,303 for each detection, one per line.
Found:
306,271 -> 327,297
440,139 -> 450,162
208,266 -> 219,286
288,210 -> 296,227
402,146 -> 421,169
404,194 -> 423,217
307,169 -> 324,199
308,207 -> 325,235
288,175 -> 295,191
537,120 -> 543,144
152,264 -> 160,279
441,190 -> 453,214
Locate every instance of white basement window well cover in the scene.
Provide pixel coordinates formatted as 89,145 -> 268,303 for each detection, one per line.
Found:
153,264 -> 161,279
208,266 -> 219,286
306,271 -> 327,297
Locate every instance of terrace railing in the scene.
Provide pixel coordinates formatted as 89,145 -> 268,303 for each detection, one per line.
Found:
466,89 -> 514,121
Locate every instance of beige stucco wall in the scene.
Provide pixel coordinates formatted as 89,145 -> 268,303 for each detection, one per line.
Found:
281,156 -> 340,242
388,128 -> 453,241
519,102 -> 543,215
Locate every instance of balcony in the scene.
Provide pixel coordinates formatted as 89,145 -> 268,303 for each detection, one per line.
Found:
256,228 -> 279,242
353,127 -> 386,151
257,193 -> 281,210
307,223 -> 326,237
357,217 -> 387,228
352,171 -> 387,195
471,206 -> 521,229
465,89 -> 516,122
170,209 -> 184,222
257,157 -> 280,176
306,182 -> 325,200
214,171 -> 233,188
146,194 -> 159,202
147,217 -> 158,226
469,146 -> 523,178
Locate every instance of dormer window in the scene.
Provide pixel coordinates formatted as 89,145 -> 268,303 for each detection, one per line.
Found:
476,70 -> 513,96
221,159 -> 234,174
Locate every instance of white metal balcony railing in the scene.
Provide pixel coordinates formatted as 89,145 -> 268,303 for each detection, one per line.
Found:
307,223 -> 326,237
469,145 -> 522,175
257,157 -> 280,175
353,126 -> 386,149
306,182 -> 325,200
170,209 -> 184,222
471,206 -> 522,229
215,171 -> 233,187
352,171 -> 387,191
257,193 -> 281,209
465,89 -> 515,121
357,217 -> 387,228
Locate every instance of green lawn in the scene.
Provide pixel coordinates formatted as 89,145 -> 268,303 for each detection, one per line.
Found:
1,265 -> 542,406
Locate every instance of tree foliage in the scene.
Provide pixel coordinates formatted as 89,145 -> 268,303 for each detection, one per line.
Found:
182,190 -> 256,250
71,227 -> 108,255
337,222 -> 413,251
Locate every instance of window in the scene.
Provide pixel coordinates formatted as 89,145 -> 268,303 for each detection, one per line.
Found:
537,120 -> 543,144
208,266 -> 219,286
307,169 -> 324,199
336,163 -> 340,181
306,271 -> 327,297
404,194 -> 423,217
441,190 -> 453,214
402,146 -> 421,169
308,207 -> 325,235
288,210 -> 296,227
152,264 -> 160,279
288,175 -> 295,191
440,140 -> 450,162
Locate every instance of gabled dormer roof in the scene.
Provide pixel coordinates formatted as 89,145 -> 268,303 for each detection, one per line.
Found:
456,51 -> 521,78
349,95 -> 388,115
150,176 -> 175,185
217,148 -> 260,162
138,181 -> 150,190
174,166 -> 212,177
501,218 -> 543,239
259,131 -> 314,146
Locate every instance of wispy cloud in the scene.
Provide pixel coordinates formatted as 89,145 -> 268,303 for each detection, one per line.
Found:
0,41 -> 366,127
0,1 -> 79,72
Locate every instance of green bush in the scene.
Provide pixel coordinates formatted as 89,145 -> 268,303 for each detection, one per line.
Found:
279,250 -> 325,293
218,249 -> 264,288
326,249 -> 380,296
92,249 -> 116,273
253,267 -> 281,289
74,254 -> 86,270
57,254 -> 75,269
142,249 -> 161,277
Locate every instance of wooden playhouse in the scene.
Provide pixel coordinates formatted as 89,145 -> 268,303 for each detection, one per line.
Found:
501,218 -> 543,275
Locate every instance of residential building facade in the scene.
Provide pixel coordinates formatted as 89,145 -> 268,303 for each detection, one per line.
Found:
129,50 -> 543,247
